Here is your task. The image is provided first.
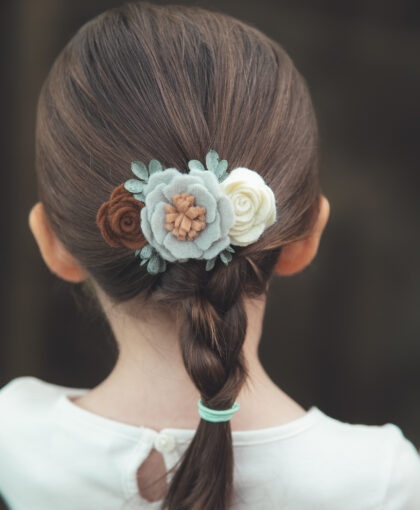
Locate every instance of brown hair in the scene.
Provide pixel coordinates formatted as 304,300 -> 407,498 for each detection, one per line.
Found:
34,2 -> 321,509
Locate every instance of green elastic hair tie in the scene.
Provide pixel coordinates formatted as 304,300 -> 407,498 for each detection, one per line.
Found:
197,399 -> 240,423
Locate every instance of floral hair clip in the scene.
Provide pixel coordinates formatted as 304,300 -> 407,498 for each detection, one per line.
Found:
96,150 -> 276,275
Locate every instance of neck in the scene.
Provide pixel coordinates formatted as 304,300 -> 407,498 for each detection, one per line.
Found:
74,288 -> 306,430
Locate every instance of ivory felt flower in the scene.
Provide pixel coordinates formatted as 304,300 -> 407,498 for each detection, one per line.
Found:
220,167 -> 276,246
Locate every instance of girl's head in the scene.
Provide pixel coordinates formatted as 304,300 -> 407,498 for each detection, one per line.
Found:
29,2 -> 329,508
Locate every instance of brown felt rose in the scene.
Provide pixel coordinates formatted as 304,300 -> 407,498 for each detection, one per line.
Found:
96,183 -> 147,250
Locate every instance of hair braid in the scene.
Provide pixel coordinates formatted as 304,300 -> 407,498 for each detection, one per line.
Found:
151,258 -> 248,510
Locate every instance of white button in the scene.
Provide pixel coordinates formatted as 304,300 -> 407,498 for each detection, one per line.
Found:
154,432 -> 176,453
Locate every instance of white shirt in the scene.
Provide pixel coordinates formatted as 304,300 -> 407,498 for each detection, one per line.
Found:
1,376 -> 420,509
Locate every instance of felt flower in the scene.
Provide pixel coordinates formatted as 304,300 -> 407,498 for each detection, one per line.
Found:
113,151 -> 276,275
140,168 -> 235,262
96,183 -> 147,250
220,167 -> 276,246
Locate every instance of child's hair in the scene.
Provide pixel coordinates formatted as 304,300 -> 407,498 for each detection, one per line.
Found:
35,2 -> 321,509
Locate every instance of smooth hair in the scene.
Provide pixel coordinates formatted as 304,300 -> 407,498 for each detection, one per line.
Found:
34,2 -> 321,509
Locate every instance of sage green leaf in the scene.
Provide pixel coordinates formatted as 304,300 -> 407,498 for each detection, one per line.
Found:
149,159 -> 163,175
158,257 -> 167,273
219,172 -> 229,182
215,159 -> 228,178
188,159 -> 205,171
220,251 -> 232,265
206,150 -> 219,172
140,258 -> 148,266
135,249 -> 141,256
147,254 -> 161,275
225,245 -> 235,253
131,161 -> 148,181
140,244 -> 154,259
124,179 -> 144,193
205,257 -> 217,271
133,192 -> 145,202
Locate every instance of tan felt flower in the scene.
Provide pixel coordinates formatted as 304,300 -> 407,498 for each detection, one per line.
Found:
96,183 -> 147,250
165,193 -> 206,241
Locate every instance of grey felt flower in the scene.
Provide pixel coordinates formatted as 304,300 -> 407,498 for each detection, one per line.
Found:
140,167 -> 235,262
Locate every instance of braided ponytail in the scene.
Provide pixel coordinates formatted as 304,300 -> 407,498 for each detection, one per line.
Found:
152,249 -> 279,510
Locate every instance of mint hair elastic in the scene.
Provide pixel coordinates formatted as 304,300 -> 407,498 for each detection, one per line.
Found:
197,398 -> 240,423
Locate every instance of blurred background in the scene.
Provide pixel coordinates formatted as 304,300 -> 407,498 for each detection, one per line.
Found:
0,0 -> 419,499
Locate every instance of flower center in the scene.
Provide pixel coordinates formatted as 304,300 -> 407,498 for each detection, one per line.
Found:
164,193 -> 206,241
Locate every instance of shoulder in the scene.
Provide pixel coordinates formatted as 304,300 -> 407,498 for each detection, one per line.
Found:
380,423 -> 420,509
0,376 -> 90,473
0,377 -> 63,472
311,410 -> 420,508
0,376 -> 87,435
0,377 -> 87,494
1,375 -> 58,399
0,375 -> 69,409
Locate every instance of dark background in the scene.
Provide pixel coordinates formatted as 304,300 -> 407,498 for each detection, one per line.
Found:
0,2 -> 419,502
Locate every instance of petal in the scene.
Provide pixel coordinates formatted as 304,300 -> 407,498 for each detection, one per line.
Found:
142,209 -> 177,262
230,222 -> 265,246
189,168 -> 221,199
110,183 -> 129,201
185,183 -> 217,223
144,168 -> 179,195
231,194 -> 255,223
149,201 -> 169,244
155,242 -> 177,262
254,189 -> 273,224
221,167 -> 266,189
162,174 -> 200,201
162,231 -> 203,259
217,195 -> 235,236
194,214 -> 221,251
145,183 -> 168,217
261,187 -> 277,226
266,201 -> 277,226
96,201 -> 109,225
140,206 -> 154,246
203,236 -> 230,259
234,187 -> 260,209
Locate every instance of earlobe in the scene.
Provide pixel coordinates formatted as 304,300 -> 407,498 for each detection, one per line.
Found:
274,237 -> 315,276
274,194 -> 329,276
28,202 -> 88,283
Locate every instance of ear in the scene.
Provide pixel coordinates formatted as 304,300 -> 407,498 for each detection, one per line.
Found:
275,194 -> 330,276
28,202 -> 88,283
